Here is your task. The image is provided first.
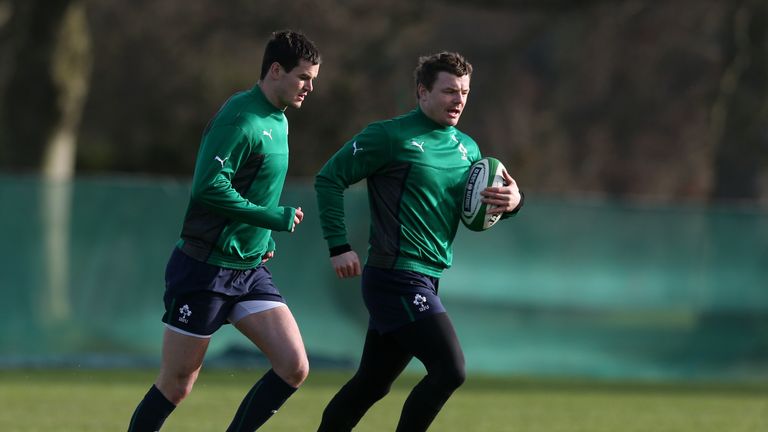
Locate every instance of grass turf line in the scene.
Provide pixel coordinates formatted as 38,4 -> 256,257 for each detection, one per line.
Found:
0,369 -> 766,431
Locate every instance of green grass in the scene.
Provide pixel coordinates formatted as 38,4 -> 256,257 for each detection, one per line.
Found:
0,368 -> 766,431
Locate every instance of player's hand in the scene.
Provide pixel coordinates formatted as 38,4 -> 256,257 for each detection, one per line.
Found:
261,251 -> 274,264
331,250 -> 361,279
481,169 -> 521,214
291,207 -> 304,232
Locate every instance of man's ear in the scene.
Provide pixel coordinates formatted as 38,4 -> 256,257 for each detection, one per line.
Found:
417,83 -> 427,100
268,62 -> 283,79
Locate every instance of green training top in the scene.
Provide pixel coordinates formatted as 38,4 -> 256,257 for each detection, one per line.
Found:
177,85 -> 296,270
315,108 -> 482,277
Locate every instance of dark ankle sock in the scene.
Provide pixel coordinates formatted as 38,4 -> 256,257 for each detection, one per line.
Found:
226,369 -> 297,432
128,384 -> 176,432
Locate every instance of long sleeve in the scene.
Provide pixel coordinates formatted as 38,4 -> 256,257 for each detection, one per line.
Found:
315,123 -> 390,248
190,124 -> 295,232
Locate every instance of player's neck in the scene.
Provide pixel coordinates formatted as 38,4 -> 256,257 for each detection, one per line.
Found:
257,81 -> 287,111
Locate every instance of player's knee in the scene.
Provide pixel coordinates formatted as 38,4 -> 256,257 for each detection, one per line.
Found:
290,360 -> 310,387
351,373 -> 393,402
171,383 -> 194,404
367,381 -> 393,402
158,376 -> 196,405
274,356 -> 309,387
435,363 -> 466,392
445,366 -> 466,390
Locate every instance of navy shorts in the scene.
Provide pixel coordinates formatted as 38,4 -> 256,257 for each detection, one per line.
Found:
362,266 -> 446,334
161,248 -> 286,337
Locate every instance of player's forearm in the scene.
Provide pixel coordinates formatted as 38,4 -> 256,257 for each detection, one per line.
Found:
315,174 -> 351,248
191,183 -> 295,231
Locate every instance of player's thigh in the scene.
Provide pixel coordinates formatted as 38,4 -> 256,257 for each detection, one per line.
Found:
233,305 -> 308,370
391,312 -> 464,370
159,328 -> 210,378
356,329 -> 412,385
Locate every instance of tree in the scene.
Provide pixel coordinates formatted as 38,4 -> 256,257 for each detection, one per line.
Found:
0,0 -> 92,323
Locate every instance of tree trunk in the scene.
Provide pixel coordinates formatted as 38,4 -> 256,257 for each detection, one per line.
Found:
1,0 -> 91,178
1,0 -> 92,323
711,0 -> 768,201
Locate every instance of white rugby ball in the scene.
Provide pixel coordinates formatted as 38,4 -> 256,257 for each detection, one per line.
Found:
461,157 -> 505,231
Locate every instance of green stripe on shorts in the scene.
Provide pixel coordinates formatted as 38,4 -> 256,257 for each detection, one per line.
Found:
400,296 -> 415,322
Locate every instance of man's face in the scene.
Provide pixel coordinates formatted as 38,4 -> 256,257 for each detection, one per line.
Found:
418,72 -> 470,126
274,60 -> 320,109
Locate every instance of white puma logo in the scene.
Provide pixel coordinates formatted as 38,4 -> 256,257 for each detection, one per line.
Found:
458,143 -> 468,160
352,141 -> 363,156
410,140 -> 425,152
262,129 -> 273,140
214,156 -> 228,167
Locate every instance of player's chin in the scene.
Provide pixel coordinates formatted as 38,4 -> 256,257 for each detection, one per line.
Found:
292,94 -> 308,108
444,113 -> 461,125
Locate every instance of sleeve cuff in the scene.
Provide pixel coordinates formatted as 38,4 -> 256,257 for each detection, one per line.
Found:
329,244 -> 352,257
501,190 -> 525,220
283,207 -> 297,231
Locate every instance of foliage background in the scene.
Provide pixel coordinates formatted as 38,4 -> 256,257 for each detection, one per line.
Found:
1,0 -> 767,204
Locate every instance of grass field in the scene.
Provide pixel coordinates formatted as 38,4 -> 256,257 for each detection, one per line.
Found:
1,368 -> 766,431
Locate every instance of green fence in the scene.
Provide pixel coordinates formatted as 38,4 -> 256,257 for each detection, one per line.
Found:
1,175 -> 767,380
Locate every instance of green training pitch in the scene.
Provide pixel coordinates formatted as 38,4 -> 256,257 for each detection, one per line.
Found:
0,369 -> 766,431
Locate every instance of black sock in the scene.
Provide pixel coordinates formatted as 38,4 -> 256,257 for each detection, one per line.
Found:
226,369 -> 297,432
127,385 -> 176,432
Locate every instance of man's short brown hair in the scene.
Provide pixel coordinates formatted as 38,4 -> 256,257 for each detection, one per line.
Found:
414,52 -> 473,96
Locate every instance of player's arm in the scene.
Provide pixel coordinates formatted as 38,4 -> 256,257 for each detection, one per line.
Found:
191,125 -> 298,232
315,124 -> 389,278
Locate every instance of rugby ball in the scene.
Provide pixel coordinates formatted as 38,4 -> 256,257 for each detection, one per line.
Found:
461,157 -> 505,231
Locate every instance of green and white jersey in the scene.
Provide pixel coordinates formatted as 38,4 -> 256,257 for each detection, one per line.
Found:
178,85 -> 296,270
315,108 -> 482,277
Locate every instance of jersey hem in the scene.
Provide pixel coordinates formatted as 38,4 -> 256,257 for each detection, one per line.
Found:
366,256 -> 445,278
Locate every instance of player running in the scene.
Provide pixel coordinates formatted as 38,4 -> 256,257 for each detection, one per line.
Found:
127,30 -> 320,432
314,52 -> 523,431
